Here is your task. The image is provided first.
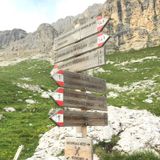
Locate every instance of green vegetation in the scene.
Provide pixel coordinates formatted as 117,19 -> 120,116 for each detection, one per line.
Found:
96,46 -> 160,116
0,46 -> 160,159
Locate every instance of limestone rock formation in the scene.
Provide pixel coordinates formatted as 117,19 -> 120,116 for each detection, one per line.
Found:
0,29 -> 27,49
26,106 -> 160,160
9,23 -> 57,54
102,0 -> 160,51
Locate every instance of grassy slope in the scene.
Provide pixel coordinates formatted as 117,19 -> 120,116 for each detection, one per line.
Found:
0,46 -> 160,159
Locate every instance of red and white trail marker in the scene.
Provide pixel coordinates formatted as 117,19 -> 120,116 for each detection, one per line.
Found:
97,16 -> 109,31
97,33 -> 110,47
50,87 -> 64,106
49,109 -> 64,127
51,69 -> 64,86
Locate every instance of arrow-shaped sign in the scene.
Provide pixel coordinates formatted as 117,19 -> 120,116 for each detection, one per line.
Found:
50,87 -> 64,106
54,16 -> 110,50
49,109 -> 108,127
50,67 -> 106,93
96,16 -> 110,31
54,32 -> 110,63
50,87 -> 107,110
49,109 -> 64,127
97,33 -> 110,47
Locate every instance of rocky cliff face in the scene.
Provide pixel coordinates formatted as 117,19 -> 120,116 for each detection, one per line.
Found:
0,29 -> 27,49
0,0 -> 160,62
9,23 -> 57,54
102,0 -> 160,51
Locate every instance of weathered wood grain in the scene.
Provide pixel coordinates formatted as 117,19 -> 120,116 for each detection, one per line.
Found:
54,17 -> 109,50
65,137 -> 93,160
54,33 -> 110,63
56,47 -> 105,72
64,110 -> 108,126
62,89 -> 107,111
63,71 -> 106,92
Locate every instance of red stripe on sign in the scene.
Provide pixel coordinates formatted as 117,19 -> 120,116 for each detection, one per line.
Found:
97,16 -> 102,20
56,88 -> 64,93
98,33 -> 103,37
97,26 -> 103,31
57,81 -> 64,87
57,70 -> 64,74
57,110 -> 64,114
56,100 -> 64,106
98,42 -> 104,47
57,122 -> 64,127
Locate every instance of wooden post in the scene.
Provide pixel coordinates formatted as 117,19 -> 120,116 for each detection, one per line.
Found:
13,145 -> 24,160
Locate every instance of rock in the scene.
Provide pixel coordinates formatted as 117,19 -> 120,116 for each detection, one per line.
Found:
143,98 -> 153,104
102,0 -> 160,51
9,23 -> 57,55
0,29 -> 27,48
25,99 -> 37,104
3,107 -> 16,112
27,106 -> 160,159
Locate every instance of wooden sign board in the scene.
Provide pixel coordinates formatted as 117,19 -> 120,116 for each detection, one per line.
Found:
50,87 -> 107,111
54,17 -> 109,50
50,69 -> 106,93
49,109 -> 108,126
54,33 -> 110,63
55,47 -> 105,72
65,137 -> 93,160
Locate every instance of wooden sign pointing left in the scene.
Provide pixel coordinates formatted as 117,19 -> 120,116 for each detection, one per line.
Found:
49,109 -> 108,127
50,87 -> 107,111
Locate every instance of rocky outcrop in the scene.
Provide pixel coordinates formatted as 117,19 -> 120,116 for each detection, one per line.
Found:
1,0 -> 160,62
9,23 -> 57,54
27,106 -> 160,160
102,0 -> 160,51
0,29 -> 27,49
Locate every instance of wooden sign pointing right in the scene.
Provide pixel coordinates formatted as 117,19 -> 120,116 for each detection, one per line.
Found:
54,33 -> 110,63
54,17 -> 109,50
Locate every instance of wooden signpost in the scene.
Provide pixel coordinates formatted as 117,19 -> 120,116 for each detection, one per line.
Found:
49,16 -> 112,160
50,70 -> 106,92
54,17 -> 110,50
54,33 -> 110,63
55,47 -> 106,72
65,137 -> 93,160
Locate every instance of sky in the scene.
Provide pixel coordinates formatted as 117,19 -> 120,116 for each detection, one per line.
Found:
0,0 -> 106,32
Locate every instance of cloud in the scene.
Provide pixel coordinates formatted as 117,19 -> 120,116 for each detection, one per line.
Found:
0,0 -> 106,32
55,0 -> 106,20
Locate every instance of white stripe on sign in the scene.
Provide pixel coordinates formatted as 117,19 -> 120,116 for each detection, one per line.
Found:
97,33 -> 110,47
97,17 -> 109,31
52,73 -> 64,82
51,92 -> 63,101
51,114 -> 64,123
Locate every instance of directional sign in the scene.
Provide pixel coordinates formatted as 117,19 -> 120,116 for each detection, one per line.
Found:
50,68 -> 106,93
49,109 -> 108,126
50,87 -> 64,106
54,33 -> 110,63
50,87 -> 106,111
49,109 -> 64,127
54,16 -> 110,50
65,137 -> 93,160
55,47 -> 105,72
